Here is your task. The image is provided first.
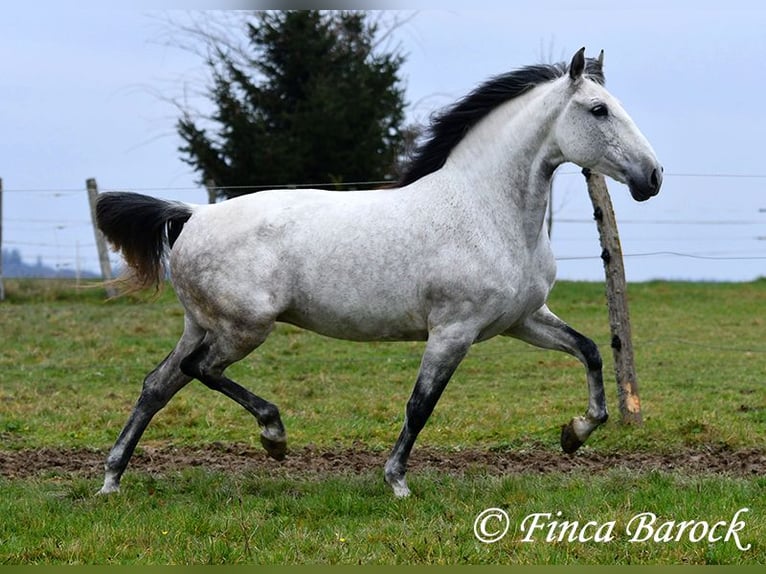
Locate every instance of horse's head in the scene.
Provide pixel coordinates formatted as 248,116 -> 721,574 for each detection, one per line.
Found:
555,48 -> 663,202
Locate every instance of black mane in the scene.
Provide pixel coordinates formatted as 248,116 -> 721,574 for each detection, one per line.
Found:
398,59 -> 605,187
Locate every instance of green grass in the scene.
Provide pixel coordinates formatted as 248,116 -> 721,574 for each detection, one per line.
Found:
0,470 -> 762,564
2,278 -> 764,453
1,278 -> 765,564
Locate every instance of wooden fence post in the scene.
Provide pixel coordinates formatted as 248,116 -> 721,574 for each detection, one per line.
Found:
205,179 -> 218,204
86,178 -> 118,298
582,168 -> 643,425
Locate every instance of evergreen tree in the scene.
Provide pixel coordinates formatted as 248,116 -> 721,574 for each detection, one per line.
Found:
177,11 -> 407,199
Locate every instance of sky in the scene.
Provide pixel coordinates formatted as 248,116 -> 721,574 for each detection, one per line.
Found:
1,2 -> 765,283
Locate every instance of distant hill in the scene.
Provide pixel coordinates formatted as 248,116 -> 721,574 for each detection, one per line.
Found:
1,248 -> 100,279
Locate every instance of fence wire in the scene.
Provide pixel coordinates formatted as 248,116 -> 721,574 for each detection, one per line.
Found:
1,173 -> 764,279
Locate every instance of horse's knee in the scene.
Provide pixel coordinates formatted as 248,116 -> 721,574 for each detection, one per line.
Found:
581,339 -> 602,372
564,326 -> 602,371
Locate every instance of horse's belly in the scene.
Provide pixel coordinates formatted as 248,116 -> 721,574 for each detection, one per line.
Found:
278,281 -> 429,342
278,303 -> 429,342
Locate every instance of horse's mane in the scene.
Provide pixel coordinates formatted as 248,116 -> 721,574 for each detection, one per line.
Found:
398,58 -> 606,187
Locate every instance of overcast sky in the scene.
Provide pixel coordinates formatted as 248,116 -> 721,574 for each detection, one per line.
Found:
2,2 -> 765,282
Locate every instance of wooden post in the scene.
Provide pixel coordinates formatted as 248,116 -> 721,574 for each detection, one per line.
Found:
86,178 -> 118,298
582,168 -> 643,425
205,178 -> 218,204
0,177 -> 4,301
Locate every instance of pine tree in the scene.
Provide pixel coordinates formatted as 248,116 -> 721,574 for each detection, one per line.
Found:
177,11 -> 407,199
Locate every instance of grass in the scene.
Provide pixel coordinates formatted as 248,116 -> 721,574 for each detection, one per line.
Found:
0,470 -> 762,564
0,278 -> 765,564
2,278 -> 764,453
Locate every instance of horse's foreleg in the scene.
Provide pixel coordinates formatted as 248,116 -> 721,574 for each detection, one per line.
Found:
505,305 -> 608,453
180,340 -> 287,460
384,327 -> 472,497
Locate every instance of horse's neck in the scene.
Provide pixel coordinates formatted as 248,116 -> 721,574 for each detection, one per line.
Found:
445,85 -> 564,244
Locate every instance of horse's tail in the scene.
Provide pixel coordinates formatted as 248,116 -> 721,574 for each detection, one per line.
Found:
96,191 -> 195,292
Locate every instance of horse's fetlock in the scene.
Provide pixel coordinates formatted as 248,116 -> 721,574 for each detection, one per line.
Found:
262,403 -> 282,426
592,411 -> 608,425
585,407 -> 608,426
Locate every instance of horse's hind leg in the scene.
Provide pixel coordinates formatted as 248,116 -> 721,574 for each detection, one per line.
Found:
505,305 -> 608,453
98,319 -> 203,495
180,330 -> 287,460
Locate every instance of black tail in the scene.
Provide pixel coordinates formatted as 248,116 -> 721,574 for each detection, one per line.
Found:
96,192 -> 193,291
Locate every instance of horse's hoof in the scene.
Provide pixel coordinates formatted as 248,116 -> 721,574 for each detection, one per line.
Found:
97,473 -> 121,496
391,483 -> 411,498
260,433 -> 287,461
560,421 -> 584,454
385,474 -> 411,498
96,484 -> 120,496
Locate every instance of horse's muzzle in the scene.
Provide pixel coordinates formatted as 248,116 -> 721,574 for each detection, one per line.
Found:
628,165 -> 663,202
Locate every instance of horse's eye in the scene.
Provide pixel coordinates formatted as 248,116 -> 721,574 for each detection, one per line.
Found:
591,104 -> 609,117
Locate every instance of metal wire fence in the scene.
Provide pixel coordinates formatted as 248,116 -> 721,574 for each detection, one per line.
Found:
1,172 -> 764,282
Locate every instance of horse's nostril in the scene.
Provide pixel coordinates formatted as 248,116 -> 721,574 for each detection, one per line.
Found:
650,168 -> 660,190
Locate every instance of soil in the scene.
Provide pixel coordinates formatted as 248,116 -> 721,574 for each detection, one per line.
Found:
2,442 -> 765,481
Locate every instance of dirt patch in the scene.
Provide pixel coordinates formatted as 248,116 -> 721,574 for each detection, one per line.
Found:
1,443 -> 765,481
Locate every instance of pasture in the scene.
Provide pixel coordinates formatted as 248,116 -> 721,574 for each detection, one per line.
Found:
0,278 -> 764,564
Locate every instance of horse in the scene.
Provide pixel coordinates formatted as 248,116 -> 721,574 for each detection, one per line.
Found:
94,48 -> 662,497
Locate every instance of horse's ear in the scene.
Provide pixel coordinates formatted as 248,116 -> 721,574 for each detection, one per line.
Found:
595,49 -> 604,72
569,47 -> 586,80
